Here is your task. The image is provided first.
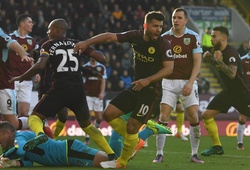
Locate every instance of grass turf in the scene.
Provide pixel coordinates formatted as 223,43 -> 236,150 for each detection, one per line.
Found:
3,135 -> 250,170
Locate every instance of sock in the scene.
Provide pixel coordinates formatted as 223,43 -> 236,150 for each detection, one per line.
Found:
18,117 -> 29,130
189,125 -> 201,156
117,133 -> 138,167
203,118 -> 221,146
28,115 -> 44,135
82,124 -> 114,155
156,134 -> 166,155
108,118 -> 127,138
53,119 -> 65,138
237,123 -> 245,144
109,130 -> 123,157
176,112 -> 184,134
138,126 -> 153,141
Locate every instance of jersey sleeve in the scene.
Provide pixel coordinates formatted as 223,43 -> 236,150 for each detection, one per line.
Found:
116,30 -> 141,43
0,28 -> 16,49
161,38 -> 174,62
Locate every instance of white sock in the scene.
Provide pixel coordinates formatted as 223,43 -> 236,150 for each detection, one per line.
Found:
156,134 -> 166,156
18,117 -> 29,129
237,123 -> 245,144
189,125 -> 201,156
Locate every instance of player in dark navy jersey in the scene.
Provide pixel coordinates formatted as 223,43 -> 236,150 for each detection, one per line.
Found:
74,11 -> 174,168
10,18 -> 115,160
201,26 -> 250,156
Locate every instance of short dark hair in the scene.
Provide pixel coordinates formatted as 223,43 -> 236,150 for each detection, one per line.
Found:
213,26 -> 229,38
144,11 -> 165,23
16,13 -> 31,27
173,8 -> 188,18
0,121 -> 16,133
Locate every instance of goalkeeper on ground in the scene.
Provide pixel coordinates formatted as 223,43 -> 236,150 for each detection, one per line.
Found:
0,121 -> 108,168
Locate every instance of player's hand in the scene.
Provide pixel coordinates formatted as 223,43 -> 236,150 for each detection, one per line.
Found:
8,76 -> 23,83
182,82 -> 192,96
73,41 -> 88,54
91,70 -> 103,80
213,50 -> 223,62
131,79 -> 150,91
21,56 -> 34,62
33,74 -> 41,83
0,158 -> 17,168
202,51 -> 212,60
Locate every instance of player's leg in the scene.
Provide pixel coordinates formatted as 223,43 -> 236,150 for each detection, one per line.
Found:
201,92 -> 227,156
237,114 -> 247,150
75,95 -> 116,161
0,89 -> 29,130
15,81 -> 33,117
93,97 -> 104,128
53,107 -> 68,138
185,105 -> 203,163
201,109 -> 223,156
184,82 -> 203,163
24,89 -> 64,151
175,100 -> 188,141
108,112 -> 132,157
67,139 -> 108,167
153,103 -> 172,163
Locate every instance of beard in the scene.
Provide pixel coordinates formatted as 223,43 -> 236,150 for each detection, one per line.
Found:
145,30 -> 157,41
213,41 -> 221,51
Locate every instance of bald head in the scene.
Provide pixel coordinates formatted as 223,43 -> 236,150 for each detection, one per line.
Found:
51,18 -> 69,30
47,18 -> 69,39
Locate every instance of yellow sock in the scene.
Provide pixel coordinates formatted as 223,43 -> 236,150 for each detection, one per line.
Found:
176,112 -> 184,133
203,118 -> 221,146
108,117 -> 127,138
53,119 -> 65,138
82,124 -> 114,155
28,115 -> 44,135
117,133 -> 138,166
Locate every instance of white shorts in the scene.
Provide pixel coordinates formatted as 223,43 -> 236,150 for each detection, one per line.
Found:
0,89 -> 17,115
161,79 -> 199,110
86,96 -> 103,112
15,80 -> 33,103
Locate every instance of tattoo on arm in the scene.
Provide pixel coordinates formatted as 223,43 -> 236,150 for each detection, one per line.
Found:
217,60 -> 236,79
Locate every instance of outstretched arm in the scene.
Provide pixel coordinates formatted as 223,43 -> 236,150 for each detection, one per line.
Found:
9,56 -> 48,83
9,41 -> 34,62
74,33 -> 118,54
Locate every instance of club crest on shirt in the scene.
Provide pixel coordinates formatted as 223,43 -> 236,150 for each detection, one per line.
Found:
22,44 -> 28,51
27,39 -> 33,45
97,66 -> 101,72
148,47 -> 155,54
183,38 -> 190,45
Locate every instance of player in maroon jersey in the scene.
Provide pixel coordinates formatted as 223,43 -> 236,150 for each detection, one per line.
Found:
74,11 -> 174,168
236,39 -> 250,150
155,8 -> 203,163
0,26 -> 33,130
201,26 -> 250,156
8,14 -> 39,117
10,18 -> 116,160
82,57 -> 107,144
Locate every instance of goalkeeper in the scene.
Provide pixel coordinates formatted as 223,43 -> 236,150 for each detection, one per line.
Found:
0,121 -> 108,168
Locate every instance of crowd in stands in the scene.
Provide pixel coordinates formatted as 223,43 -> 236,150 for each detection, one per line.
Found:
0,0 -> 219,92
